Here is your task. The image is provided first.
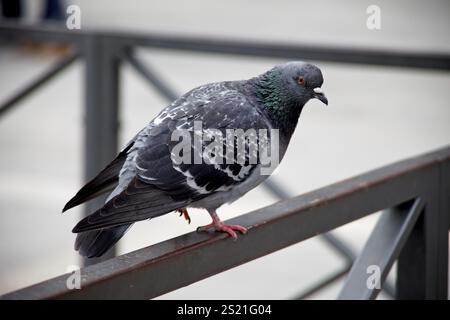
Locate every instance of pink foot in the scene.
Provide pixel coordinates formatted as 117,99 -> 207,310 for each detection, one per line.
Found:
197,221 -> 247,239
177,208 -> 191,224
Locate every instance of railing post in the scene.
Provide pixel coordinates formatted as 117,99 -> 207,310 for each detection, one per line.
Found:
396,164 -> 449,299
82,34 -> 121,265
396,211 -> 425,299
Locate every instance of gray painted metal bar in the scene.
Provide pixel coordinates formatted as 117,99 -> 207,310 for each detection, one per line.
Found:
263,179 -> 397,298
2,146 -> 449,300
264,179 -> 357,263
122,49 -> 179,101
1,23 -> 449,71
113,33 -> 450,71
0,51 -> 79,118
396,156 -> 450,299
82,35 -> 121,265
320,233 -> 356,261
0,22 -> 84,43
338,198 -> 424,300
294,265 -> 351,300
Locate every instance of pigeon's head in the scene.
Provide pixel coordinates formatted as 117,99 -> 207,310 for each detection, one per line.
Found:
273,61 -> 328,106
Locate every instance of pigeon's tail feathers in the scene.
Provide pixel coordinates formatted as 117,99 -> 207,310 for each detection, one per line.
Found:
73,178 -> 186,233
75,223 -> 132,258
62,143 -> 134,213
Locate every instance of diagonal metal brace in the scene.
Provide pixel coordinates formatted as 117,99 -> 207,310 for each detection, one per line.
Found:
338,198 -> 424,299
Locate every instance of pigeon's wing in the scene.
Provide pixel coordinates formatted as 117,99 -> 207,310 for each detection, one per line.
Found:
73,82 -> 271,232
62,139 -> 136,212
72,177 -> 187,232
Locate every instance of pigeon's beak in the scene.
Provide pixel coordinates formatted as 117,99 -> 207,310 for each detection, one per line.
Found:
313,87 -> 328,105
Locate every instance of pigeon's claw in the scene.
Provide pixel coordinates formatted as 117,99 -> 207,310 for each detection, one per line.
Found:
197,210 -> 247,239
197,223 -> 247,239
177,208 -> 191,224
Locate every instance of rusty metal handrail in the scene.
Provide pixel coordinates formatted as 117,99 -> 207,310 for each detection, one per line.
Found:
2,146 -> 449,300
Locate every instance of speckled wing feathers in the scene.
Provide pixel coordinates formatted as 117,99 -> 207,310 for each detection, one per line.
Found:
73,81 -> 270,232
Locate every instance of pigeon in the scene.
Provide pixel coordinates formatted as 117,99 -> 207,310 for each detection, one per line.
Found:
63,61 -> 328,258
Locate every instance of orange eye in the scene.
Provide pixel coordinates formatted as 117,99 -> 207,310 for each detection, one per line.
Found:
296,76 -> 306,86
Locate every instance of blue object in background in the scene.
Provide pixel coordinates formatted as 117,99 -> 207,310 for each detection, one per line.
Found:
43,0 -> 64,21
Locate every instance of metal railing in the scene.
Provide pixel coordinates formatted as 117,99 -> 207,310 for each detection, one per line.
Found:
2,146 -> 449,299
0,23 -> 449,299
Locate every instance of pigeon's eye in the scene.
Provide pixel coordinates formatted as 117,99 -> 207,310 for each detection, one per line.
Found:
296,76 -> 306,86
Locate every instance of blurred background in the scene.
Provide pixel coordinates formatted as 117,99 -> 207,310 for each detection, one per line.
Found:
0,0 -> 449,299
